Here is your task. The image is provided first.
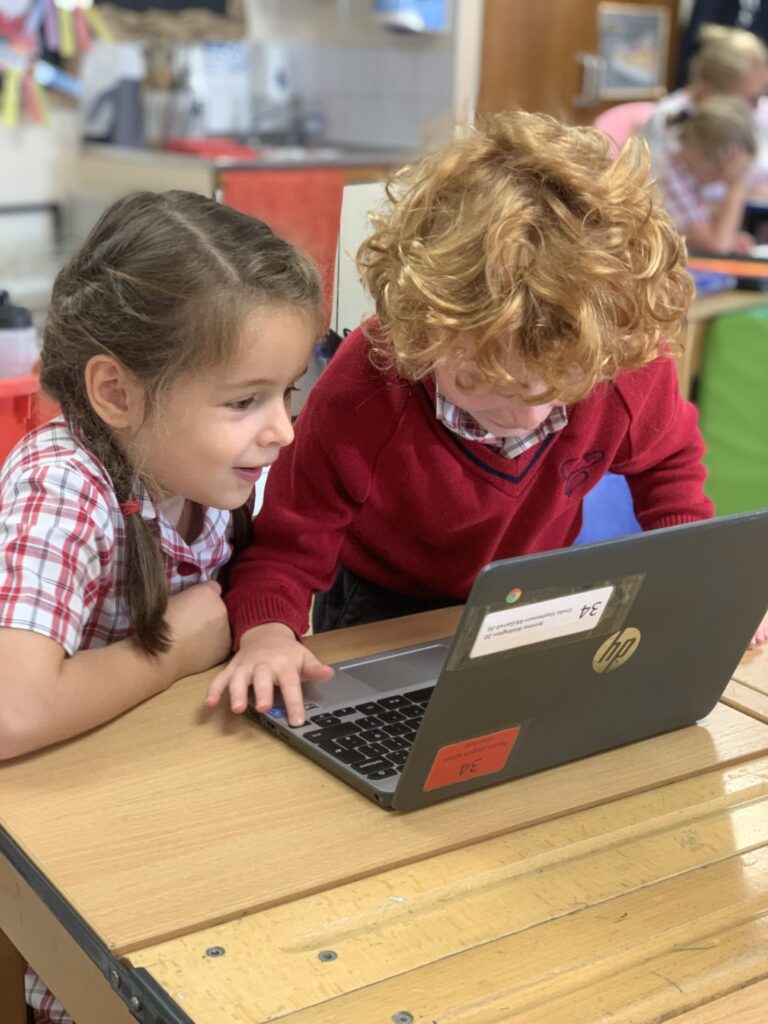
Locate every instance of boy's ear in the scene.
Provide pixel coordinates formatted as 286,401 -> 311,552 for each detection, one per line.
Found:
84,355 -> 145,430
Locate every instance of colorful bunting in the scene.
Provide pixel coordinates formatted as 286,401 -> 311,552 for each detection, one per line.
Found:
0,0 -> 104,123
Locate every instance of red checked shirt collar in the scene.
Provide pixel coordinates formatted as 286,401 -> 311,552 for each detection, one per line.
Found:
435,390 -> 568,458
0,418 -> 233,654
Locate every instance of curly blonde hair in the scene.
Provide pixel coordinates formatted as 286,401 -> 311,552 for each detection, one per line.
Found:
357,110 -> 694,403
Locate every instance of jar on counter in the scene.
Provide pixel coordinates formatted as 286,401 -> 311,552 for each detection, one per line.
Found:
0,291 -> 38,379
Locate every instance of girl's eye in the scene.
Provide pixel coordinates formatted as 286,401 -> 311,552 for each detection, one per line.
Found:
227,397 -> 254,411
284,385 -> 300,403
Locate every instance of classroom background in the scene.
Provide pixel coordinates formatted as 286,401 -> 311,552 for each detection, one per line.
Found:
1,0 -> 768,524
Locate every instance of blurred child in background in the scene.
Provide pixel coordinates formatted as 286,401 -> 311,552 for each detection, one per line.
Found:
641,23 -> 768,182
658,94 -> 757,253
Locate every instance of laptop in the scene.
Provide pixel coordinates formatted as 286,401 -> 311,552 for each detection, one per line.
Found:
249,511 -> 768,812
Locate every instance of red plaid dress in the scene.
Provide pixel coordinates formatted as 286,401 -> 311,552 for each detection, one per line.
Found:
0,419 -> 234,1024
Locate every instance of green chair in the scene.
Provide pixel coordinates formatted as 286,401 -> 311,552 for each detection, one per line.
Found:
697,307 -> 768,515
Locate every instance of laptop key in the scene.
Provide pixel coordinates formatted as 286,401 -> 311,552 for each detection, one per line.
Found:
356,701 -> 381,716
358,741 -> 388,759
333,707 -> 358,718
354,757 -> 397,778
377,710 -> 406,725
378,695 -> 412,709
383,735 -> 410,751
355,715 -> 382,730
383,722 -> 412,737
406,687 -> 435,702
316,741 -> 366,764
309,713 -> 342,726
360,727 -> 389,743
366,767 -> 399,780
336,735 -> 366,752
389,749 -> 409,767
302,723 -> 358,743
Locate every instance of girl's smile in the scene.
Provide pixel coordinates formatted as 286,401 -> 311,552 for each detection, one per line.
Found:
233,466 -> 266,483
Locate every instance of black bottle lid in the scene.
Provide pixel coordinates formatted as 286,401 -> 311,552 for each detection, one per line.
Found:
0,290 -> 32,329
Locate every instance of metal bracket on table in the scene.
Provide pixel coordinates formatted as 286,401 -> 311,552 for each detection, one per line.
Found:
0,827 -> 193,1024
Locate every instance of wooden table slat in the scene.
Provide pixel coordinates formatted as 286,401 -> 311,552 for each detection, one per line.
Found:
129,757 -> 768,1023
247,860 -> 768,1024
668,976 -> 768,1023
723,679 -> 768,723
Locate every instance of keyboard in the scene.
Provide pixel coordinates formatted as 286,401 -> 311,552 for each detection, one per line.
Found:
270,687 -> 435,781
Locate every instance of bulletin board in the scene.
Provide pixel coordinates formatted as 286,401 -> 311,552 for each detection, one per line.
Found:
94,0 -> 245,41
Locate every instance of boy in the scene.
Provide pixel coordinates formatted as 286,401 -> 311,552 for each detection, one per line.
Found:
207,110 -> 715,726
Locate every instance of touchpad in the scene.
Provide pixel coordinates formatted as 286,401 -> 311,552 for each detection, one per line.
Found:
341,643 -> 449,692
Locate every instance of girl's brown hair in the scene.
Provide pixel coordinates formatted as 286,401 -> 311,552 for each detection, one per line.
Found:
41,190 -> 321,654
357,109 -> 694,403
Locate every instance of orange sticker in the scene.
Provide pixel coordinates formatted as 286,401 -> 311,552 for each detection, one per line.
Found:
423,726 -> 522,792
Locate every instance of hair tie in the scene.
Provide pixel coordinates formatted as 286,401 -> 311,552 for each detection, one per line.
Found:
120,499 -> 141,519
666,109 -> 691,128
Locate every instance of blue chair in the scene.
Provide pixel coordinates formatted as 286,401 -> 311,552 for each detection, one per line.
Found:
574,473 -> 641,545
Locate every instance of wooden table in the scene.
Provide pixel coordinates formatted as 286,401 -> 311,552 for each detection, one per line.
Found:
2,608 -> 768,1024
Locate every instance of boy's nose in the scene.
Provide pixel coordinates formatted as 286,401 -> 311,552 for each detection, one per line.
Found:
496,400 -> 554,431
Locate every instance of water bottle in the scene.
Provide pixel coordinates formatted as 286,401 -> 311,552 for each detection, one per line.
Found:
0,291 -> 38,379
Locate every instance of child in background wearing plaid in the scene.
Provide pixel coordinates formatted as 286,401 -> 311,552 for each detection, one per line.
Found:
658,94 -> 758,254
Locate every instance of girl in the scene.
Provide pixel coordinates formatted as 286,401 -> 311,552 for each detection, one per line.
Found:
641,23 -> 768,179
0,190 -> 321,1023
658,94 -> 758,254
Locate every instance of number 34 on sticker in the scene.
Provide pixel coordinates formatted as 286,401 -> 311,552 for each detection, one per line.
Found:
423,725 -> 523,792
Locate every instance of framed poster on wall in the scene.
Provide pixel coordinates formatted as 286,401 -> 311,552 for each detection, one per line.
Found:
597,2 -> 670,98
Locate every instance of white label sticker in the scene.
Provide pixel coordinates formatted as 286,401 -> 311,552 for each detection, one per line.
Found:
470,586 -> 615,659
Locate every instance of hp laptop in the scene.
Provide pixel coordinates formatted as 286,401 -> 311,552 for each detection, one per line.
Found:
249,511 -> 768,812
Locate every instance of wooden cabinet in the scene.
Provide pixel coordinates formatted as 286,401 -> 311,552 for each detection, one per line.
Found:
478,0 -> 681,124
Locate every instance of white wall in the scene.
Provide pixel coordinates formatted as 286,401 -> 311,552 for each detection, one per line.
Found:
244,0 -> 453,48
0,106 -> 79,209
241,0 -> 458,148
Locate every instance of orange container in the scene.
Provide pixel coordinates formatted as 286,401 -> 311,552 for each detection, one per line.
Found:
0,375 -> 60,465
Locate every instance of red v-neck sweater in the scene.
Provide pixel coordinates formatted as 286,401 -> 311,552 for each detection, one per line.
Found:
226,328 -> 713,643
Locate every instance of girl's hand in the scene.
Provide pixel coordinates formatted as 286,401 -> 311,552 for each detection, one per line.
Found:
204,622 -> 334,727
165,581 -> 232,680
733,229 -> 757,255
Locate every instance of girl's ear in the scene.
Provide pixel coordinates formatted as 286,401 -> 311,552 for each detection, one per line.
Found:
85,355 -> 145,430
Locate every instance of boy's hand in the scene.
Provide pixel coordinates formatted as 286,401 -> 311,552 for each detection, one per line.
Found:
204,622 -> 334,726
165,581 -> 232,683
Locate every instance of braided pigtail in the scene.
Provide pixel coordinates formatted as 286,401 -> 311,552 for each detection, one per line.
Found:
40,190 -> 322,653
